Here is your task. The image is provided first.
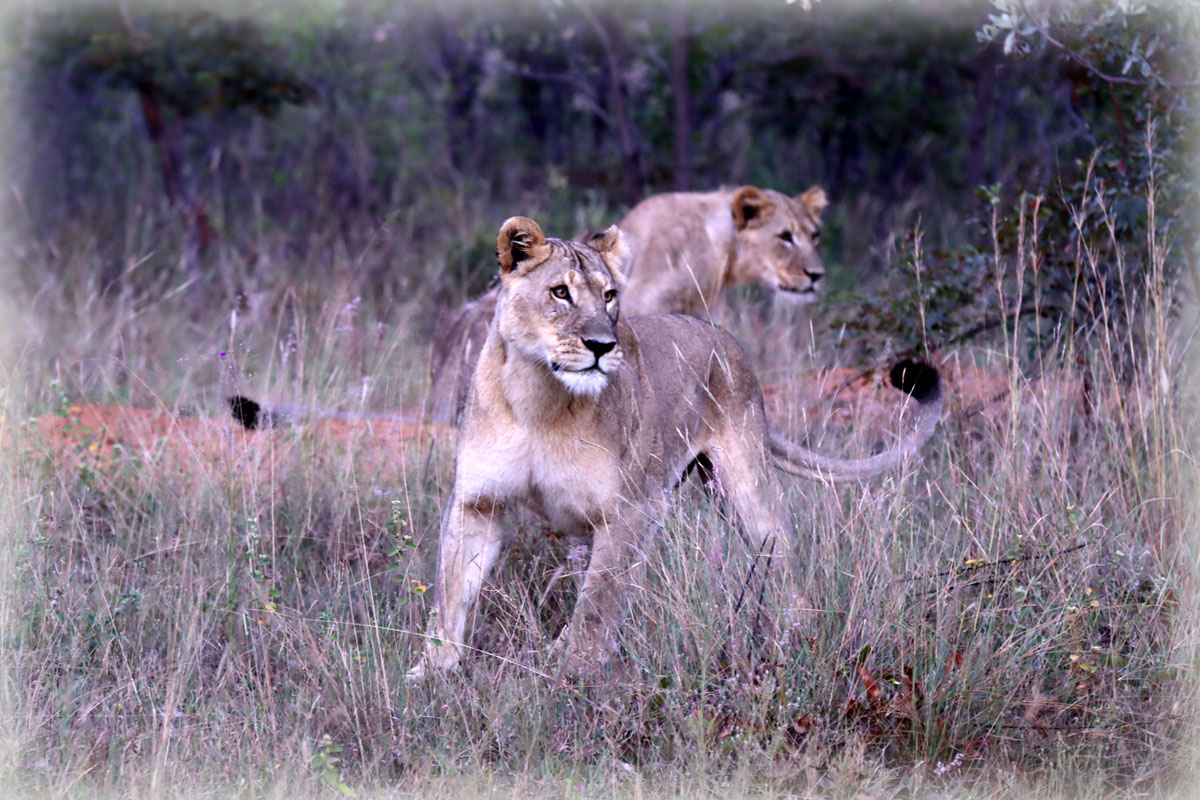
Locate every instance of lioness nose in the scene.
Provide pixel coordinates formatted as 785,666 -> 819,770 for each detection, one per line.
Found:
806,270 -> 823,283
584,338 -> 616,358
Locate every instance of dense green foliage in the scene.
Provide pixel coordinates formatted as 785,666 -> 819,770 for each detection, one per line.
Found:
6,1 -> 1195,360
831,0 -> 1198,367
5,2 -> 1190,311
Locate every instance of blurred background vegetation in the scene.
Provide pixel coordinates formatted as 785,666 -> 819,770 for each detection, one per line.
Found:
3,0 -> 1195,369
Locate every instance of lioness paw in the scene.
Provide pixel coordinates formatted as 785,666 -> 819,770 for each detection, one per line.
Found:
404,661 -> 432,683
405,657 -> 457,682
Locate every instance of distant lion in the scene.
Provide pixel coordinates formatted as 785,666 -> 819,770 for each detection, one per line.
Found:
407,215 -> 939,679
427,185 -> 828,423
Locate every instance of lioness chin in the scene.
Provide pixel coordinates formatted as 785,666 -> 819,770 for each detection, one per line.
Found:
427,184 -> 828,424
408,215 -> 940,681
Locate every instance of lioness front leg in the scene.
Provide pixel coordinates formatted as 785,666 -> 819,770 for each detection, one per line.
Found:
406,496 -> 504,680
557,517 -> 647,676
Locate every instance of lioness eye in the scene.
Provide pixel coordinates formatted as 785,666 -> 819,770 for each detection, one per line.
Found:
604,289 -> 617,303
551,285 -> 570,301
779,230 -> 794,244
812,230 -> 821,245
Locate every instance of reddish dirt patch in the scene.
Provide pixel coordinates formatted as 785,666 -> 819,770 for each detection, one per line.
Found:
17,404 -> 451,482
762,361 -> 1091,437
14,362 -> 1098,481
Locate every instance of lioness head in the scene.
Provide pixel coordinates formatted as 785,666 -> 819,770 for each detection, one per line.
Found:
496,216 -> 628,397
730,185 -> 827,303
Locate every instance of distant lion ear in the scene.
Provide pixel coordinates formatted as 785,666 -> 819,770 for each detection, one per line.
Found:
497,216 -> 548,275
798,185 -> 828,219
731,186 -> 774,230
588,224 -> 629,285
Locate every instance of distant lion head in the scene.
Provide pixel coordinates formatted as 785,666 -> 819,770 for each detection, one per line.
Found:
730,185 -> 827,303
496,217 -> 628,397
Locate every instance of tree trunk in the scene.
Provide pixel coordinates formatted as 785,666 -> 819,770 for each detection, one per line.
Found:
572,1 -> 644,202
137,84 -> 216,263
670,0 -> 692,191
966,42 -> 997,190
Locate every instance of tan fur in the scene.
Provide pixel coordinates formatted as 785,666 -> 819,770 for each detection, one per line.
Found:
427,185 -> 828,423
408,216 -> 940,680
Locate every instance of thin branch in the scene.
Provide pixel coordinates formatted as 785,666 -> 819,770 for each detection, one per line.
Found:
569,0 -> 644,199
1016,0 -> 1199,90
494,60 -> 614,125
895,541 -> 1087,587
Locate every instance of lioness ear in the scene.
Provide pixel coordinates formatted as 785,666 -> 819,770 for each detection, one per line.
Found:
573,228 -> 600,243
797,185 -> 828,219
587,224 -> 629,285
731,186 -> 774,230
497,216 -> 548,276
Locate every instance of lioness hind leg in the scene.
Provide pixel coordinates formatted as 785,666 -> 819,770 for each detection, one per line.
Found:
705,437 -> 782,549
407,497 -> 505,680
704,438 -> 785,655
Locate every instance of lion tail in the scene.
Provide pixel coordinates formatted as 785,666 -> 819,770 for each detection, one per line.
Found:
767,359 -> 942,483
228,396 -> 421,430
228,396 -> 290,430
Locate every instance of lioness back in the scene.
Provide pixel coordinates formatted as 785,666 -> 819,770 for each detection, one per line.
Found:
427,289 -> 496,423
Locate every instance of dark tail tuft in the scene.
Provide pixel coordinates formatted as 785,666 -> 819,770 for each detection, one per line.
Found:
228,396 -> 262,430
888,359 -> 941,404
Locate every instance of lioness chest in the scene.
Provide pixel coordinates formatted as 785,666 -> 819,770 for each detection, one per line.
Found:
458,422 -> 624,533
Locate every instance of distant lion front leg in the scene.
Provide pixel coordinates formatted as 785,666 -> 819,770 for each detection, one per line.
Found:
558,515 -> 648,676
406,495 -> 504,680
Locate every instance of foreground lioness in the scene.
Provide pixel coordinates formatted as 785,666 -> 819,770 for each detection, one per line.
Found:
427,185 -> 827,423
408,215 -> 940,680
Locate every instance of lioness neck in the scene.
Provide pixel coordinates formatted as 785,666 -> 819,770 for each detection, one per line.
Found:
701,189 -> 744,289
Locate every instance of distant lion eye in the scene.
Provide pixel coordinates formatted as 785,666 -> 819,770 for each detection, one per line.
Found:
812,230 -> 821,245
604,289 -> 617,303
779,230 -> 795,244
551,285 -> 570,301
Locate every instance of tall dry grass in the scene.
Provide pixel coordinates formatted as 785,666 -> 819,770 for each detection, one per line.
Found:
0,169 -> 1195,799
